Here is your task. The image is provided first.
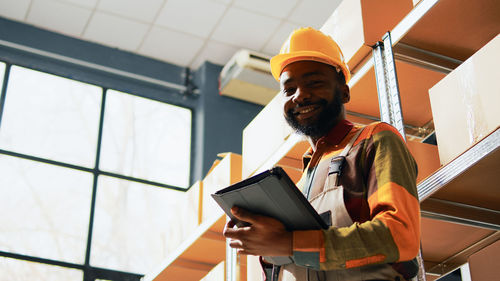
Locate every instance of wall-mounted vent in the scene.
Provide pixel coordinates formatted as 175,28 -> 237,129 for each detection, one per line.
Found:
219,49 -> 279,105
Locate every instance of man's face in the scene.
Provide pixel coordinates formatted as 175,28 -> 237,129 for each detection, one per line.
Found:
280,61 -> 349,139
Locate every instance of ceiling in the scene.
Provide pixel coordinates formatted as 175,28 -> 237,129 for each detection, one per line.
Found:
0,0 -> 343,70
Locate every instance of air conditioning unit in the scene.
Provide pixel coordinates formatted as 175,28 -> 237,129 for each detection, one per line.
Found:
219,49 -> 280,105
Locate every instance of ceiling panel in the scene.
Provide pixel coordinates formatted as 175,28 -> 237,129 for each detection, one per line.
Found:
155,0 -> 227,38
59,0 -> 98,9
0,0 -> 344,69
213,0 -> 232,4
139,27 -> 205,67
211,7 -> 281,51
289,0 -> 343,28
190,40 -> 239,69
83,12 -> 149,51
262,21 -> 301,55
27,0 -> 92,37
233,0 -> 299,19
0,0 -> 31,21
97,0 -> 164,22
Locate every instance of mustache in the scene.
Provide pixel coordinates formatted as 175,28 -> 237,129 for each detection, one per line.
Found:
287,100 -> 327,115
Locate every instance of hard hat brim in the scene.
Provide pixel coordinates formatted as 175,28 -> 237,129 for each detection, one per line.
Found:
270,50 -> 351,83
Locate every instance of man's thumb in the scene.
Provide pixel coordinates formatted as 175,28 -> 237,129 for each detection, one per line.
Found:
231,206 -> 256,224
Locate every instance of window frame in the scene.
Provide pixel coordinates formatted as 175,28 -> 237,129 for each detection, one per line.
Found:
0,42 -> 198,280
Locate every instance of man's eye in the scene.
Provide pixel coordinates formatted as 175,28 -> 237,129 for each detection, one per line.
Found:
283,88 -> 296,96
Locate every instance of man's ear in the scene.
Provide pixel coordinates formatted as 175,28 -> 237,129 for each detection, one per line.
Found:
341,84 -> 350,103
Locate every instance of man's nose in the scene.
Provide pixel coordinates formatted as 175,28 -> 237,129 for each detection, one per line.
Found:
292,87 -> 310,104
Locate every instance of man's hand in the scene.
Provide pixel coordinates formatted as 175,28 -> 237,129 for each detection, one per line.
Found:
223,206 -> 293,256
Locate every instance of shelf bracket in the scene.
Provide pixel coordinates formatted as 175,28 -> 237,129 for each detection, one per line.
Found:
393,43 -> 463,74
418,128 -> 500,201
372,32 -> 406,141
421,198 -> 500,231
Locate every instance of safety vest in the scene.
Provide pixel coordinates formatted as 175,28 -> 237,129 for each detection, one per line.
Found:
276,128 -> 405,281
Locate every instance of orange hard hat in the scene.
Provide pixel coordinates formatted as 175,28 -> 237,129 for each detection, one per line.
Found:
270,27 -> 351,83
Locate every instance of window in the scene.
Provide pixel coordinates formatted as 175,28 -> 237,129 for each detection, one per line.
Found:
90,176 -> 189,273
0,155 -> 93,263
0,62 -> 193,280
0,66 -> 102,167
100,90 -> 191,188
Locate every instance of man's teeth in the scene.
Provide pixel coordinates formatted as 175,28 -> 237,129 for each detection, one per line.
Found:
299,107 -> 315,114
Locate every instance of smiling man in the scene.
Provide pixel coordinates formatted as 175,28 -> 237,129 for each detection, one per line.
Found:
223,27 -> 421,281
281,60 -> 348,149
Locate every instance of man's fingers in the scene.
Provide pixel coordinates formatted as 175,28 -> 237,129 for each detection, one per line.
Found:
228,239 -> 243,249
229,240 -> 256,256
223,224 -> 251,238
237,248 -> 256,256
230,206 -> 259,225
223,225 -> 238,238
223,208 -> 292,257
228,220 -> 237,228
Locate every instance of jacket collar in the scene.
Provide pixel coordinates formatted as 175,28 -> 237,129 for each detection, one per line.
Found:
302,119 -> 354,167
318,119 -> 354,147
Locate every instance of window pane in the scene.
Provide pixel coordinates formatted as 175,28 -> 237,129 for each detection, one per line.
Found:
0,62 -> 5,120
0,257 -> 83,281
0,62 -> 5,91
0,65 -> 102,168
0,155 -> 93,263
90,176 -> 194,274
100,90 -> 191,188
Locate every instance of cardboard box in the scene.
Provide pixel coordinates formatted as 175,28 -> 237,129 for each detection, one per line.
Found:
163,181 -> 202,254
468,240 -> 500,281
321,0 -> 413,70
242,93 -> 294,179
242,92 -> 310,181
202,153 -> 242,223
185,181 -> 202,225
429,35 -> 500,165
200,261 -> 225,281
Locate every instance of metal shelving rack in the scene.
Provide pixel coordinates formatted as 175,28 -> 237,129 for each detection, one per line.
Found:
228,1 -> 499,279
158,0 -> 499,280
362,0 -> 500,279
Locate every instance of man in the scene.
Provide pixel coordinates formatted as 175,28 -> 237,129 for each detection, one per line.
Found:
223,27 -> 421,281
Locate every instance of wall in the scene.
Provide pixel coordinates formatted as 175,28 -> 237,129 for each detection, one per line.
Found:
192,62 -> 263,180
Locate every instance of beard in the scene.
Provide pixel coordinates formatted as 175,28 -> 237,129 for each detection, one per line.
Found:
285,89 -> 343,139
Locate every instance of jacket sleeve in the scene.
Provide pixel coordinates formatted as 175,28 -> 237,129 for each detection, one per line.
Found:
291,123 -> 421,271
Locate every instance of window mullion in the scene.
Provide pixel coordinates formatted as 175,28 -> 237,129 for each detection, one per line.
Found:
84,88 -> 106,278
0,63 -> 11,129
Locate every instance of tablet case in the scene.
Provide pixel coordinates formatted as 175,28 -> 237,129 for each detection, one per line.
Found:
211,166 -> 328,265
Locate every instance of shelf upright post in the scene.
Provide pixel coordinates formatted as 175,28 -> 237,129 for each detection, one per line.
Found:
226,216 -> 244,281
373,32 -> 427,281
372,32 -> 406,141
226,227 -> 237,281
